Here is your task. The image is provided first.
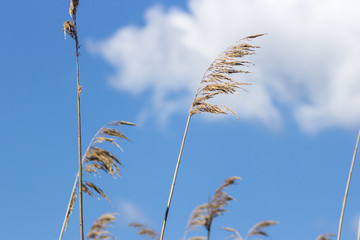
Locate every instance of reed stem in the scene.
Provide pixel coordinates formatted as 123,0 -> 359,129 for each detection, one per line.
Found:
160,114 -> 192,240
337,129 -> 360,240
75,36 -> 84,240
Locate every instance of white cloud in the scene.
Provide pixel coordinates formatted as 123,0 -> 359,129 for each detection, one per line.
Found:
118,200 -> 150,225
88,0 -> 360,132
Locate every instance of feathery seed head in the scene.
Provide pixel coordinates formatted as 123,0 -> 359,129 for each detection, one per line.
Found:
190,34 -> 265,116
63,20 -> 77,40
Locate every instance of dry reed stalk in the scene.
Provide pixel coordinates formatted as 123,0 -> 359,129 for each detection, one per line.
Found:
59,121 -> 134,240
337,129 -> 360,240
160,34 -> 264,240
63,0 -> 83,238
87,213 -> 116,240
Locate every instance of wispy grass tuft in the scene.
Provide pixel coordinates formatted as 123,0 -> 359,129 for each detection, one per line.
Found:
129,223 -> 159,239
87,213 -> 116,240
222,220 -> 279,240
185,176 -> 241,240
246,220 -> 279,239
160,34 -> 264,240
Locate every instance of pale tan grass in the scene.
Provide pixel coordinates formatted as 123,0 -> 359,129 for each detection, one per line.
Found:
87,213 -> 116,240
222,227 -> 242,240
59,121 -> 134,240
160,34 -> 264,240
129,223 -> 159,239
185,176 -> 241,240
222,220 -> 278,240
246,220 -> 279,239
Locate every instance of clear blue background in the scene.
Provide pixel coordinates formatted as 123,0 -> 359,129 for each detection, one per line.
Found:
0,1 -> 359,240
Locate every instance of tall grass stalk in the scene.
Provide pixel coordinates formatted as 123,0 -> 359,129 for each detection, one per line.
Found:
59,121 -> 134,240
160,115 -> 191,240
63,1 -> 84,238
337,129 -> 360,240
75,21 -> 84,240
160,34 -> 264,240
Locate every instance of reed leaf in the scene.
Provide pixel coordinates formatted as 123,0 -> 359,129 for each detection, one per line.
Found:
87,213 -> 116,240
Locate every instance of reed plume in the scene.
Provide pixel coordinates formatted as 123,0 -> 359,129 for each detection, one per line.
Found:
160,34 -> 264,240
222,220 -> 278,240
222,227 -> 242,240
246,220 -> 279,239
87,213 -> 116,240
185,176 -> 241,240
59,121 -> 134,240
129,223 -> 159,239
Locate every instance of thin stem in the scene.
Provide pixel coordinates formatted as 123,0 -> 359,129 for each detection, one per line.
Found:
160,114 -> 192,240
337,129 -> 360,240
76,42 -> 84,240
207,224 -> 211,240
72,14 -> 84,240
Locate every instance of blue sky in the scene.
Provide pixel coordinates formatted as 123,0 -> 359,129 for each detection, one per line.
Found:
1,0 -> 360,239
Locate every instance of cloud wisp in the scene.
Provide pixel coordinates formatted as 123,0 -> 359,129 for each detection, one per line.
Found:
88,0 -> 360,132
117,200 -> 150,226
